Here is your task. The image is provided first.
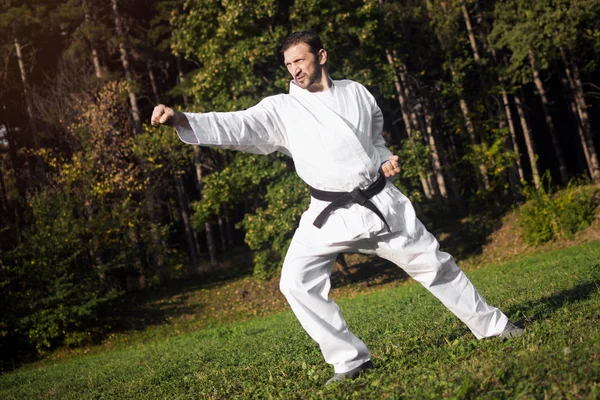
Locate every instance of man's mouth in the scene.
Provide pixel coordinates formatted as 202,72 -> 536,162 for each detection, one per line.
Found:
296,74 -> 305,82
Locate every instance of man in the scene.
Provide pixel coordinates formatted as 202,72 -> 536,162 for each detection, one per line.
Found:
151,30 -> 523,386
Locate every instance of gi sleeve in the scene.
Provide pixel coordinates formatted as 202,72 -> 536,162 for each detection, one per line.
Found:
369,95 -> 393,164
175,98 -> 290,156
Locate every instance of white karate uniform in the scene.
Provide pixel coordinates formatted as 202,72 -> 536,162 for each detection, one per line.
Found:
176,79 -> 509,373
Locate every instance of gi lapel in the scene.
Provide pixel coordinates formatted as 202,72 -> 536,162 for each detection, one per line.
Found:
288,82 -> 372,167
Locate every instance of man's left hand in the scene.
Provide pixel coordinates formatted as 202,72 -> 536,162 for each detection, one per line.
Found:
381,155 -> 401,178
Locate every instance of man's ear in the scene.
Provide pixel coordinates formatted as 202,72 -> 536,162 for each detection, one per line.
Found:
318,49 -> 327,66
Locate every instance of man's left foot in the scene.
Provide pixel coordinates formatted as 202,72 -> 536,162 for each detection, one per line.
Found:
325,360 -> 374,386
499,322 -> 524,340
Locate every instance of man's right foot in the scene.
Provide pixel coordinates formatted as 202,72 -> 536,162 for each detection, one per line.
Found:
325,360 -> 374,386
499,322 -> 524,339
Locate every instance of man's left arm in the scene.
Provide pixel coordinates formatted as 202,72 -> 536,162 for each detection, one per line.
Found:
370,98 -> 400,179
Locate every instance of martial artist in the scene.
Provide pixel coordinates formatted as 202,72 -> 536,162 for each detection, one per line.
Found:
151,30 -> 523,386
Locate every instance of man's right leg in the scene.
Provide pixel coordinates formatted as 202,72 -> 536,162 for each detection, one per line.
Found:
279,234 -> 371,374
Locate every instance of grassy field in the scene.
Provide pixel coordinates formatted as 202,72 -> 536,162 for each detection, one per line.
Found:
1,241 -> 599,399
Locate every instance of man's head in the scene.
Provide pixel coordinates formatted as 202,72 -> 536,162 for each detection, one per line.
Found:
281,30 -> 329,92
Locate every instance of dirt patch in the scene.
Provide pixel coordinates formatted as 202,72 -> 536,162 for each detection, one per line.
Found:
460,202 -> 600,270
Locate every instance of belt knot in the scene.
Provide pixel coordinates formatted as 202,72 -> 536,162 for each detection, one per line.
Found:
308,175 -> 390,232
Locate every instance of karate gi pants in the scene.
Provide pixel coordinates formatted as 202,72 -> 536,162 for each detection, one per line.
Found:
279,185 -> 509,374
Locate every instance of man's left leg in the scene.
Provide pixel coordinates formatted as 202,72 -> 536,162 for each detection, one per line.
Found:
372,195 -> 510,338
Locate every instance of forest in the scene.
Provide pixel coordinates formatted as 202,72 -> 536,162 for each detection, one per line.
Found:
0,0 -> 599,358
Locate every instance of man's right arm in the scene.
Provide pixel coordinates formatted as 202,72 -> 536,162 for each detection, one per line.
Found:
150,100 -> 289,156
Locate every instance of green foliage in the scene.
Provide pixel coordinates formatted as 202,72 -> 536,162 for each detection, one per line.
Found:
397,134 -> 432,182
1,189 -> 121,352
463,128 -> 516,198
191,152 -> 308,280
519,174 -> 598,245
489,0 -> 600,84
191,152 -> 289,226
170,0 -> 289,111
241,172 -> 310,280
0,82 -> 183,354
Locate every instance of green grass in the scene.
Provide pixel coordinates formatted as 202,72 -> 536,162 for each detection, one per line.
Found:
2,242 -> 600,399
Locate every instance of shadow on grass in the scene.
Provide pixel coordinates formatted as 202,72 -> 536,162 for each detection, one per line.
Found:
101,246 -> 257,334
329,204 -> 514,288
430,209 -> 509,262
505,278 -> 600,327
331,256 -> 409,288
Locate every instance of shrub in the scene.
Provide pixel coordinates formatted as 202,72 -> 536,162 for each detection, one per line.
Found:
519,174 -> 598,245
1,189 -> 121,353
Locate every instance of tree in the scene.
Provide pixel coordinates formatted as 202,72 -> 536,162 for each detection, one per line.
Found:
111,0 -> 142,133
489,0 -> 600,184
426,0 -> 493,193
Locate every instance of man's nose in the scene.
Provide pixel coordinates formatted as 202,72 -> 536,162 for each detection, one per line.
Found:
293,65 -> 301,76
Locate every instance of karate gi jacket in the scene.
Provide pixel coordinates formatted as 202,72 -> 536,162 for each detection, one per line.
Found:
176,79 -> 406,244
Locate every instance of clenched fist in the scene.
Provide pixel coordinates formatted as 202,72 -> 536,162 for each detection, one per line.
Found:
380,155 -> 401,178
151,104 -> 184,127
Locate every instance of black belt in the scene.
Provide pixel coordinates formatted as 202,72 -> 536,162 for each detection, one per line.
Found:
308,174 -> 390,232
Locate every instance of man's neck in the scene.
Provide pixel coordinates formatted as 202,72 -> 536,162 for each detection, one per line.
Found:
307,71 -> 332,93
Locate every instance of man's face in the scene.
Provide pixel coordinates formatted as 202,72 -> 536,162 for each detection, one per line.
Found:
283,42 -> 326,92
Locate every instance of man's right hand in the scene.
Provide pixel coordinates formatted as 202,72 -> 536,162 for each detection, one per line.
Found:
151,104 -> 181,127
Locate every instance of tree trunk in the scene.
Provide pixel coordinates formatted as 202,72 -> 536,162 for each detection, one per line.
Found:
126,226 -> 146,291
514,90 -> 541,189
3,124 -> 27,202
498,112 -> 521,198
499,87 -> 524,181
225,216 -> 234,246
397,58 -> 436,198
492,51 -> 524,185
174,173 -> 201,269
385,50 -> 413,137
13,37 -> 36,137
458,96 -> 490,190
561,50 -> 600,182
147,62 -> 161,104
0,160 -> 7,211
82,200 -> 107,286
192,146 -> 218,267
422,96 -> 447,199
427,0 -> 490,192
90,48 -> 102,79
217,215 -> 227,250
528,50 -> 568,185
176,56 -> 189,107
424,95 -> 464,209
461,0 -> 480,62
111,0 -> 142,133
13,36 -> 44,183
146,199 -> 168,283
82,0 -> 102,79
571,60 -> 600,182
463,2 -> 498,127
474,0 -> 488,53
384,49 -> 434,199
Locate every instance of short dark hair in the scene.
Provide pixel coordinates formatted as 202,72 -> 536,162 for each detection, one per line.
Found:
280,30 -> 324,56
